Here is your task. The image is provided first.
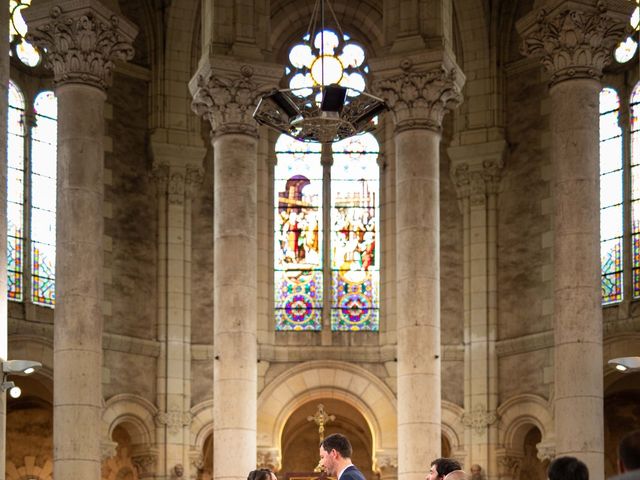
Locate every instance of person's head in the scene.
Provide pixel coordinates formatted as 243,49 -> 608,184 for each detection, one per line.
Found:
426,458 -> 462,480
547,456 -> 588,480
248,469 -> 277,480
619,430 -> 640,472
319,433 -> 353,476
443,470 -> 467,480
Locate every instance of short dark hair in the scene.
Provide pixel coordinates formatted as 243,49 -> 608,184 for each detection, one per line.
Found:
620,430 -> 640,471
548,456 -> 588,480
248,469 -> 272,480
431,458 -> 462,477
320,433 -> 353,459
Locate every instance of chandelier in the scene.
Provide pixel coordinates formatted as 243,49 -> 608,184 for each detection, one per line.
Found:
253,0 -> 387,143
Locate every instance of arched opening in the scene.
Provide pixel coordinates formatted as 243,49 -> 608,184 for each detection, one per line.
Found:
197,434 -> 214,480
101,424 -> 140,480
517,427 -> 546,480
6,374 -> 53,480
604,371 -> 640,478
280,399 -> 374,480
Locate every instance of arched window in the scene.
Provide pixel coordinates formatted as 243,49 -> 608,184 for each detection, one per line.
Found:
599,81 -> 640,305
9,0 -> 41,67
274,27 -> 379,331
613,1 -> 639,64
6,81 -> 57,306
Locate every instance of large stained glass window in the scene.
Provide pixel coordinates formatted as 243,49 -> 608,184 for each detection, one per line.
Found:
630,83 -> 640,296
614,0 -> 639,64
599,81 -> 640,305
274,133 -> 380,331
5,82 -> 57,307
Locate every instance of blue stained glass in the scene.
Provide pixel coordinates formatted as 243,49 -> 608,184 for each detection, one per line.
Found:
631,82 -> 640,297
7,82 -> 24,302
32,241 -> 55,305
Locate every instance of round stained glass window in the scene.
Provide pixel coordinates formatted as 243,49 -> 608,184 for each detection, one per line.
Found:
310,55 -> 344,85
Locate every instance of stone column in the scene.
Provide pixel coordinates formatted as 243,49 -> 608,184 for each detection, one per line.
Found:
23,2 -> 136,479
375,56 -> 463,480
189,58 -> 279,480
0,0 -> 10,476
449,142 -> 505,480
517,1 -> 632,476
152,133 -> 205,479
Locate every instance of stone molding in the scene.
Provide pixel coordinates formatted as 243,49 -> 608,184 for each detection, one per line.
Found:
101,440 -> 118,460
23,0 -> 137,89
536,440 -> 556,462
373,62 -> 463,133
256,448 -> 281,471
461,404 -> 499,435
517,0 -> 633,86
155,406 -> 193,434
153,164 -> 204,205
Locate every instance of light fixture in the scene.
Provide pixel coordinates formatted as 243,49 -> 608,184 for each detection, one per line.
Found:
608,356 -> 640,372
0,359 -> 42,393
9,385 -> 22,398
253,0 -> 387,143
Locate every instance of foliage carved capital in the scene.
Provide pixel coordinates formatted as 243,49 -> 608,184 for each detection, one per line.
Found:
24,0 -> 137,89
373,64 -> 462,133
517,0 -> 633,85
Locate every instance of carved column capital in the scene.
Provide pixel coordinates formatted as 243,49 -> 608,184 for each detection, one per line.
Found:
373,61 -> 463,133
23,0 -> 137,89
449,139 -> 506,205
374,452 -> 398,480
461,404 -> 500,435
132,453 -> 158,479
516,0 -> 634,86
256,448 -> 281,471
496,448 -> 524,479
536,440 -> 556,462
155,405 -> 193,434
189,57 -> 281,138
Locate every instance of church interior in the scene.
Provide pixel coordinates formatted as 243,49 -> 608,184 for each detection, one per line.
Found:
1,0 -> 640,480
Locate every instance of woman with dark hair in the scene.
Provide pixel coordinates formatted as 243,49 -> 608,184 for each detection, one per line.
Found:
248,469 -> 277,480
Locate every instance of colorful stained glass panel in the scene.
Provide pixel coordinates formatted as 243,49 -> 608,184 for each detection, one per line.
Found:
7,81 -> 24,301
330,133 -> 379,331
275,135 -> 323,330
631,82 -> 640,296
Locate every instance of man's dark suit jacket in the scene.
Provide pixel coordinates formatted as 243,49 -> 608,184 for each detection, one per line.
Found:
340,465 -> 366,480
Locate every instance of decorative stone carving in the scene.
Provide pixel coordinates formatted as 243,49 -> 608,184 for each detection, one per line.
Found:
23,0 -> 137,89
101,440 -> 118,461
152,165 -> 204,205
461,404 -> 499,435
517,0 -> 632,85
185,166 -> 205,199
191,65 -> 263,137
497,455 -> 521,478
374,453 -> 398,479
536,440 -> 556,462
131,454 -> 157,479
373,63 -> 463,133
451,157 -> 504,206
155,406 -> 193,434
257,448 -> 281,471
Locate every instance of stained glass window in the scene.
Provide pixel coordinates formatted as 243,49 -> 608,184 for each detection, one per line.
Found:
630,83 -> 640,296
7,81 -> 25,301
274,135 -> 323,330
31,91 -> 57,306
5,84 -> 57,307
274,133 -> 380,331
330,133 -> 379,331
9,0 -> 41,67
600,88 -> 624,304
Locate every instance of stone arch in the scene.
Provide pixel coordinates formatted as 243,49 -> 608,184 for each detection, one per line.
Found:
9,335 -> 54,385
497,394 -> 554,452
190,399 -> 214,454
257,360 -> 397,464
102,394 -> 158,448
603,332 -> 640,390
442,400 -> 466,460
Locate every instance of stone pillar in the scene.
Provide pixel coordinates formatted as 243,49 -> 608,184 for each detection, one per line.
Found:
189,58 -> 279,480
374,55 -> 463,480
152,133 -> 205,479
449,142 -> 505,480
0,0 -> 10,476
23,2 -> 136,479
517,1 -> 632,476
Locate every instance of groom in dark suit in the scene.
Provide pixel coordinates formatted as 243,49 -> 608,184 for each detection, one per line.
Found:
319,433 -> 366,480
